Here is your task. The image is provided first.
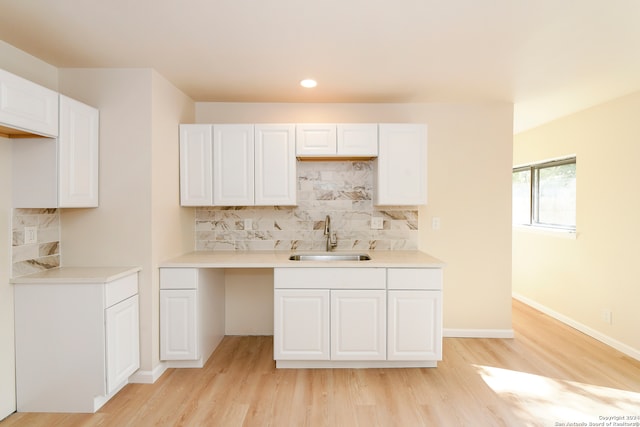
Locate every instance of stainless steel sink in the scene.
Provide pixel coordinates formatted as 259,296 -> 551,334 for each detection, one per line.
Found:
288,253 -> 371,261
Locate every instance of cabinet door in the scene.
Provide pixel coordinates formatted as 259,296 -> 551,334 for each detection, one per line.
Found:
105,295 -> 140,394
180,124 -> 213,206
387,290 -> 442,361
58,95 -> 99,207
0,68 -> 58,137
295,124 -> 336,156
274,289 -> 330,360
213,124 -> 254,205
331,290 -> 386,360
337,124 -> 378,156
160,289 -> 198,360
375,124 -> 427,205
255,124 -> 296,205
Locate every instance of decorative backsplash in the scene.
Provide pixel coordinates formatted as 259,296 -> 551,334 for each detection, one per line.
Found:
195,161 -> 418,251
12,208 -> 60,277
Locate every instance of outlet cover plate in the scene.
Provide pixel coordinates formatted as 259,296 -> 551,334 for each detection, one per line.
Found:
24,226 -> 37,244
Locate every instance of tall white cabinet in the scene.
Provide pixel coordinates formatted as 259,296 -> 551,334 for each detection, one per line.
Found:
375,123 -> 427,205
213,124 -> 255,205
13,268 -> 140,413
255,124 -> 297,205
58,95 -> 99,207
179,124 -> 296,206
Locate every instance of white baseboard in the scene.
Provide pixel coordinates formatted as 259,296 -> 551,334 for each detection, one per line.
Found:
444,328 -> 514,338
128,363 -> 169,384
513,293 -> 640,362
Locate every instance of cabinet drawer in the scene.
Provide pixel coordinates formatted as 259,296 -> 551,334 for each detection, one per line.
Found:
387,268 -> 442,290
275,268 -> 385,289
160,268 -> 198,290
105,273 -> 138,308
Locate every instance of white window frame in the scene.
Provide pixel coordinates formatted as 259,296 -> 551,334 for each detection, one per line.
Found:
513,156 -> 576,233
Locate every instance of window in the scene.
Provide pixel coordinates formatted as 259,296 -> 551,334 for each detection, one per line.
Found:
513,157 -> 576,230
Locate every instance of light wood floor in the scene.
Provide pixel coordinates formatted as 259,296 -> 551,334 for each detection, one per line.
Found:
3,299 -> 640,427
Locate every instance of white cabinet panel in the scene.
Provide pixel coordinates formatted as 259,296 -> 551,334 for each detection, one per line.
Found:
58,95 -> 99,207
337,124 -> 378,156
331,290 -> 386,361
106,295 -> 140,394
160,289 -> 198,361
255,124 -> 296,205
295,124 -> 336,156
388,290 -> 442,361
179,124 -> 213,206
213,124 -> 254,205
14,271 -> 139,413
375,124 -> 427,205
387,268 -> 442,290
0,68 -> 58,137
274,267 -> 386,289
274,289 -> 330,360
12,95 -> 100,208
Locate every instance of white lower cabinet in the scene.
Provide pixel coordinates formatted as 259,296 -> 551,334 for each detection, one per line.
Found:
331,290 -> 386,360
273,267 -> 442,368
273,289 -> 330,360
14,270 -> 140,413
159,268 -> 225,367
160,289 -> 198,360
388,290 -> 442,360
106,294 -> 140,393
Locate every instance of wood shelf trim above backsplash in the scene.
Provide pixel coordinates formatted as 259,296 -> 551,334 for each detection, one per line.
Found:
0,124 -> 54,139
297,156 -> 376,161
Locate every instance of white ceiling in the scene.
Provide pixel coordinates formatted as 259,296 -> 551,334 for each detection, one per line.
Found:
1,0 -> 639,133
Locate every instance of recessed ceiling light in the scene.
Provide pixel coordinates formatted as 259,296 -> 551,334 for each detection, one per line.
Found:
300,79 -> 317,88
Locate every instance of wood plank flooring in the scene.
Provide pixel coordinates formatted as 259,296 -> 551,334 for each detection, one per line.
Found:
3,299 -> 640,426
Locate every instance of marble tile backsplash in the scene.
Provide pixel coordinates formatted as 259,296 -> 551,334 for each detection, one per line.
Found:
196,161 -> 419,251
12,208 -> 60,277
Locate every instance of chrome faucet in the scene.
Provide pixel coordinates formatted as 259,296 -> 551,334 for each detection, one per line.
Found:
324,215 -> 338,251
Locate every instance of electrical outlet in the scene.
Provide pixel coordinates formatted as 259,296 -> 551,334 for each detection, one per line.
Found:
432,217 -> 441,230
371,217 -> 384,230
24,226 -> 38,244
244,219 -> 252,230
601,309 -> 612,325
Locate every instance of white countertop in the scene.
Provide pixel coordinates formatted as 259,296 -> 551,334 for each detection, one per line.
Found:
161,251 -> 445,268
11,266 -> 142,284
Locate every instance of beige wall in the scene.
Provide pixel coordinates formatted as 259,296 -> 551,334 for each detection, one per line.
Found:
150,70 -> 196,366
0,41 -> 59,420
0,40 -> 58,90
197,102 -> 514,334
513,91 -> 640,358
58,68 -> 195,374
0,136 -> 14,419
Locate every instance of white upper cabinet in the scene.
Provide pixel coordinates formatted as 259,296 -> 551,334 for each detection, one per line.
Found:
375,124 -> 427,205
179,124 -> 213,206
255,124 -> 296,206
337,124 -> 378,156
295,124 -> 336,156
296,123 -> 378,157
213,124 -> 255,206
58,95 -> 99,207
180,124 -> 297,207
0,68 -> 58,138
12,95 -> 99,208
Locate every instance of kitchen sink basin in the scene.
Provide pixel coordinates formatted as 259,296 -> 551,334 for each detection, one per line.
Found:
288,253 -> 371,261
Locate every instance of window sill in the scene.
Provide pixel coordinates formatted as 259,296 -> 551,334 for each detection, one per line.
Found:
513,225 -> 577,239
